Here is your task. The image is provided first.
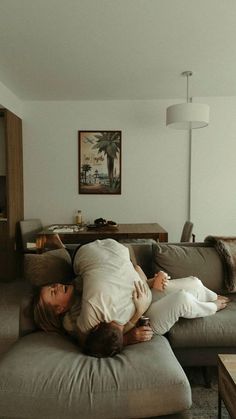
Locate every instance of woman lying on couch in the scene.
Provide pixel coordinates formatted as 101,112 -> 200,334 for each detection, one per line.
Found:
33,239 -> 229,358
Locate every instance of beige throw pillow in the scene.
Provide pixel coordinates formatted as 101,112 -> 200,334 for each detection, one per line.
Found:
152,243 -> 225,293
24,248 -> 74,287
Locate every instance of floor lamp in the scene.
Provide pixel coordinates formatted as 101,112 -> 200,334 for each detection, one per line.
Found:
166,71 -> 210,221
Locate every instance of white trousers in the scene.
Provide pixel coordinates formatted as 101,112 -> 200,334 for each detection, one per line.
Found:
145,276 -> 217,335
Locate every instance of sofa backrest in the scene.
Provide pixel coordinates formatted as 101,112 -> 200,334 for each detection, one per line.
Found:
122,241 -> 154,278
152,242 -> 225,293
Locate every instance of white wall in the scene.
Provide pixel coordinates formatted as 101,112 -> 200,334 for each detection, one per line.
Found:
22,97 -> 236,242
0,81 -> 23,117
191,97 -> 236,240
23,100 -> 190,241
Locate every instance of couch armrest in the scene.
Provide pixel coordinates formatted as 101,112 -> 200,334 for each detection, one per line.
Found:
19,292 -> 37,337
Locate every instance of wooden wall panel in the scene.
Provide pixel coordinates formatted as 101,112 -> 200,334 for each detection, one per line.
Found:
0,109 -> 23,281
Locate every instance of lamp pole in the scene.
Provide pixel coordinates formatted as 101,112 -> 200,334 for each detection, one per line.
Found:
188,127 -> 192,222
166,70 -> 209,220
182,70 -> 193,103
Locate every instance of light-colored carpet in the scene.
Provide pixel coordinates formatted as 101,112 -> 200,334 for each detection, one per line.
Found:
0,280 -> 231,418
185,367 -> 229,419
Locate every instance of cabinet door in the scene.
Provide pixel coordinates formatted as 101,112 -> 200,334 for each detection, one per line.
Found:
0,221 -> 7,250
5,110 -> 24,245
0,116 -> 6,175
0,221 -> 7,280
0,110 -> 24,281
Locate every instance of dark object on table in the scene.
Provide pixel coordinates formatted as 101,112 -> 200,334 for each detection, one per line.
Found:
86,224 -> 97,229
94,217 -> 107,226
92,218 -> 118,228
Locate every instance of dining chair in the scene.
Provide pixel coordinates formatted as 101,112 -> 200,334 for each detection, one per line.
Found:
19,219 -> 43,253
19,219 -> 79,257
180,221 -> 195,242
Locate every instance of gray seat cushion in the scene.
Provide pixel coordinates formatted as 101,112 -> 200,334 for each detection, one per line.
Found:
168,295 -> 236,348
0,333 -> 191,419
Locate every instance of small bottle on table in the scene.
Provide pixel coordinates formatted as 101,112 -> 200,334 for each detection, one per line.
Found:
75,210 -> 82,225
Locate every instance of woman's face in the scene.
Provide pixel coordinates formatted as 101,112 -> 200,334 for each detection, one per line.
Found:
40,283 -> 74,314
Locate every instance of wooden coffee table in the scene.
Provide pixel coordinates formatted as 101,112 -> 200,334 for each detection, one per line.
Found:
218,354 -> 236,419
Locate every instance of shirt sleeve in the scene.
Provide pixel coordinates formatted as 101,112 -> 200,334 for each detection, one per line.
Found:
76,300 -> 100,335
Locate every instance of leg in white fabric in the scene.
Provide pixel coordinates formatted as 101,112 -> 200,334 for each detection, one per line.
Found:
162,276 -> 217,302
145,289 -> 217,335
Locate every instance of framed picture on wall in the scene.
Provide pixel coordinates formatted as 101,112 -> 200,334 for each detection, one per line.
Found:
78,130 -> 121,194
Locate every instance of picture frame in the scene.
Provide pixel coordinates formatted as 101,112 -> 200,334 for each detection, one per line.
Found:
78,130 -> 121,194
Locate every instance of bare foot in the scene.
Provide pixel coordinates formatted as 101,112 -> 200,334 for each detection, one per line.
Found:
214,299 -> 228,311
217,295 -> 230,303
36,233 -> 66,251
49,233 -> 66,249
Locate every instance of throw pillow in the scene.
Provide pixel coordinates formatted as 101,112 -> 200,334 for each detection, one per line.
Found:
24,248 -> 74,287
152,243 -> 224,292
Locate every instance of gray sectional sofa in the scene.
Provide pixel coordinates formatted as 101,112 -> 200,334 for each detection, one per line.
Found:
150,241 -> 236,368
0,239 -> 235,419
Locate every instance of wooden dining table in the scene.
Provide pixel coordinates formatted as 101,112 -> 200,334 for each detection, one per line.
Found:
39,222 -> 168,245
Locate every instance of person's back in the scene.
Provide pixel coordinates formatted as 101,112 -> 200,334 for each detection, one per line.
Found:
71,239 -> 152,335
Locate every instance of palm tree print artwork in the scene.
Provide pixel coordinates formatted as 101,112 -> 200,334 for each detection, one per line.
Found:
78,131 -> 121,194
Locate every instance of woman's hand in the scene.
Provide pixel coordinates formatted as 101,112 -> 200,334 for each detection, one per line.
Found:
123,325 -> 153,346
152,271 -> 170,291
132,281 -> 150,317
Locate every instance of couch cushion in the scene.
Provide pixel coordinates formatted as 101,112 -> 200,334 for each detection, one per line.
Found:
0,333 -> 191,419
152,243 -> 225,293
168,294 -> 236,348
123,241 -> 155,277
24,248 -> 74,286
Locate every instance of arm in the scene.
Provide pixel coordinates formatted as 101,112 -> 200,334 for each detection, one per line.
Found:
124,268 -> 169,333
123,269 -> 170,346
134,265 -> 169,291
123,280 -> 150,333
123,325 -> 153,346
123,279 -> 153,345
63,303 -> 87,347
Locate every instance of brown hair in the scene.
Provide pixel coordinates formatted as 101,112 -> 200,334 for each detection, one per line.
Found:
83,322 -> 123,358
33,287 -> 63,333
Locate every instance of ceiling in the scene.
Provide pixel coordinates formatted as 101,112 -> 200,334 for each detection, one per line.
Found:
0,0 -> 236,101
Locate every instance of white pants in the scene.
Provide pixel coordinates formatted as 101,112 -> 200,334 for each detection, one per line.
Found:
145,276 -> 217,335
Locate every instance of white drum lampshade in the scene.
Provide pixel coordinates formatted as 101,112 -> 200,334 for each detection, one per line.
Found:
166,71 -> 209,130
166,102 -> 210,129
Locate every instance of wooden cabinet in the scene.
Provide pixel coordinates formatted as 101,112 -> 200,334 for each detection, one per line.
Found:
0,116 -> 6,175
0,109 -> 23,281
0,221 -> 8,278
